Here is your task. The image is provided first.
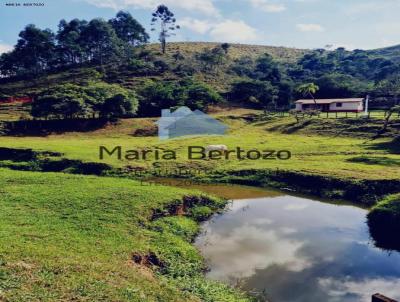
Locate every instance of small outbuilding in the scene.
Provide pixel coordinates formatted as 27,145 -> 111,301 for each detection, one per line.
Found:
157,106 -> 228,140
295,98 -> 364,112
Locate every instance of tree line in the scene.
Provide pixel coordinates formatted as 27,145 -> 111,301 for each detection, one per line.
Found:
31,82 -> 138,119
1,4 -> 400,119
0,11 -> 149,77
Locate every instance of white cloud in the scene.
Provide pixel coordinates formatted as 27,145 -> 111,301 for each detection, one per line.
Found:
318,277 -> 400,301
296,23 -> 325,32
85,0 -> 219,16
180,18 -> 258,43
180,17 -> 213,34
199,225 -> 311,281
0,44 -> 13,54
249,0 -> 286,12
209,20 -> 258,43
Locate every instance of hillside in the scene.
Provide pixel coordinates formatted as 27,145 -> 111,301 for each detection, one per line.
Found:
367,44 -> 400,63
148,42 -> 308,62
1,41 -> 400,121
0,42 -> 307,97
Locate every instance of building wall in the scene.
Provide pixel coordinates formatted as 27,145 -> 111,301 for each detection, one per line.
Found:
296,101 -> 364,112
329,102 -> 363,112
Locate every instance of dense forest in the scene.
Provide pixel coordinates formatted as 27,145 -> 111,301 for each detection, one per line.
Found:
1,5 -> 400,118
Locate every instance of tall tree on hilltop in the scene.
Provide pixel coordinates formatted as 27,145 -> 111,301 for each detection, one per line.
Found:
80,19 -> 122,66
221,43 -> 231,54
57,19 -> 88,65
109,11 -> 149,46
13,24 -> 56,75
151,5 -> 180,54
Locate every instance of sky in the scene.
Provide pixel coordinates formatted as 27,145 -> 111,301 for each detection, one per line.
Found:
1,0 -> 400,54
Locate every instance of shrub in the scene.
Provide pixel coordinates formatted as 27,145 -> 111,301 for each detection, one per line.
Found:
190,206 -> 213,222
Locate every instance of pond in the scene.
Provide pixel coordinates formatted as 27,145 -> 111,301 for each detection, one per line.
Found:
151,179 -> 400,301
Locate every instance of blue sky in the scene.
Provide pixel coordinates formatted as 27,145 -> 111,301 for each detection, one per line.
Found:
1,0 -> 400,54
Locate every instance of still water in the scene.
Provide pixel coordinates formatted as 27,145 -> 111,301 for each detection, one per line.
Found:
151,179 -> 400,301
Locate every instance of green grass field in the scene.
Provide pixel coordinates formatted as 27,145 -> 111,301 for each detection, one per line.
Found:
1,109 -> 399,301
0,110 -> 399,181
0,168 -> 251,302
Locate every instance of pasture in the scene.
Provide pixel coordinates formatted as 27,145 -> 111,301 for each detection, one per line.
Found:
0,168 -> 249,302
0,109 -> 399,301
0,110 -> 399,181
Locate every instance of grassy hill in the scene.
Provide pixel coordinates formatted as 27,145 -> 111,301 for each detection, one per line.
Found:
148,42 -> 307,62
0,42 -> 306,100
1,41 -> 400,121
4,41 -> 400,100
0,42 -> 308,121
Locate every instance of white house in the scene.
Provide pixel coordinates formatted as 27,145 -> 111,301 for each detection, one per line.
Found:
295,98 -> 364,112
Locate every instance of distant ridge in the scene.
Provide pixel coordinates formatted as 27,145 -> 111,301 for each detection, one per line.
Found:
367,44 -> 400,62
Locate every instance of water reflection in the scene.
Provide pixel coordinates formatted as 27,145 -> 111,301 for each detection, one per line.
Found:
195,196 -> 400,302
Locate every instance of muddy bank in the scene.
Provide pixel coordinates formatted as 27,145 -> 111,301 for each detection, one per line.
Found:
199,169 -> 400,205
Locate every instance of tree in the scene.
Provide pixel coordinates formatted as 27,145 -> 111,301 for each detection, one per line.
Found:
100,93 -> 137,118
276,80 -> 294,109
375,75 -> 400,105
109,11 -> 149,46
80,19 -> 122,66
31,82 -> 138,119
138,81 -> 178,116
11,24 -> 56,75
84,82 -> 138,118
172,50 -> 184,62
254,53 -> 281,83
151,5 -> 180,54
178,78 -> 222,110
221,43 -> 231,54
378,105 -> 400,136
31,84 -> 88,119
196,46 -> 226,71
231,56 -> 255,77
0,51 -> 18,77
231,79 -> 278,113
297,83 -> 319,105
57,19 -> 88,65
315,73 -> 370,99
373,76 -> 400,136
138,78 -> 222,116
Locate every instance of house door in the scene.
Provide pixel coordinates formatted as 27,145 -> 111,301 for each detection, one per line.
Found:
322,104 -> 329,112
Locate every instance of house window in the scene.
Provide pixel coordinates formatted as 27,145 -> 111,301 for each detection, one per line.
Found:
336,102 -> 343,107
